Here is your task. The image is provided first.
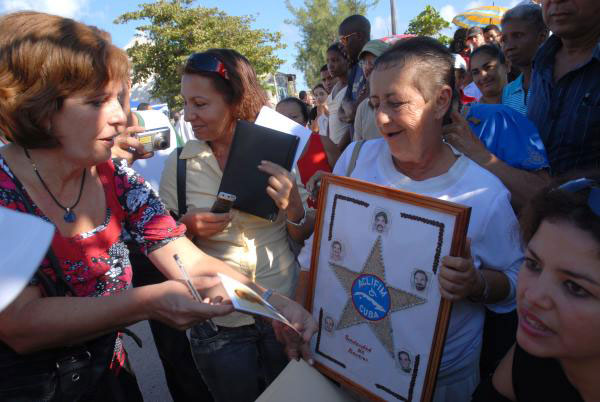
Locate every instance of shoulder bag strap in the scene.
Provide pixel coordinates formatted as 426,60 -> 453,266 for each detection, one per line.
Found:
176,147 -> 187,216
345,140 -> 366,177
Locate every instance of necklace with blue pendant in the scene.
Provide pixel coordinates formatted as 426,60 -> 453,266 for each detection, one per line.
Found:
24,149 -> 86,223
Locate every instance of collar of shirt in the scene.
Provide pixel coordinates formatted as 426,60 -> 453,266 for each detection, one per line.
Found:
179,139 -> 223,178
535,35 -> 600,80
180,139 -> 213,159
505,74 -> 525,96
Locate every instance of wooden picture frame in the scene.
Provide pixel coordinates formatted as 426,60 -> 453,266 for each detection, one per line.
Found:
306,175 -> 471,402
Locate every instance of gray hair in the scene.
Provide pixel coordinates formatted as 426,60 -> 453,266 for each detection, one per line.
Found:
374,36 -> 455,103
501,4 -> 547,33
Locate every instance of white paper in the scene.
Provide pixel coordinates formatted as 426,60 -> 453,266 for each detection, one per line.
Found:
217,273 -> 299,334
254,106 -> 311,168
256,360 -> 355,402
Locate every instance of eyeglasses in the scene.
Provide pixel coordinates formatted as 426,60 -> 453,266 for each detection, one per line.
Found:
339,32 -> 359,46
186,53 -> 229,80
556,177 -> 600,216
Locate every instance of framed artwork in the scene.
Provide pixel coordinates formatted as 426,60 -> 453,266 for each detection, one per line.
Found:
307,175 -> 471,402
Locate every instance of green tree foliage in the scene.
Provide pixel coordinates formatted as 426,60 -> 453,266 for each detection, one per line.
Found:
285,0 -> 378,87
405,5 -> 451,46
115,0 -> 285,108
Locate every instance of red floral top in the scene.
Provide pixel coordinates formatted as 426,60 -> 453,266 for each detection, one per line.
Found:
0,156 -> 185,297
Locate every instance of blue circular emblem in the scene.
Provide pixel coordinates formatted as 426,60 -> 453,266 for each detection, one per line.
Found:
351,274 -> 391,321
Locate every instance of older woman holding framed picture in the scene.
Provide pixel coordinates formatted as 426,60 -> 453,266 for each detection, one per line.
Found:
299,37 -> 522,402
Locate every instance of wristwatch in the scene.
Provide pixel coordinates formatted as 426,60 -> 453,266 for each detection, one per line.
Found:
286,207 -> 307,227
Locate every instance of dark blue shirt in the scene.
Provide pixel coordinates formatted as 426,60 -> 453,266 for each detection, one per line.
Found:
342,63 -> 366,137
344,62 -> 366,102
527,35 -> 600,175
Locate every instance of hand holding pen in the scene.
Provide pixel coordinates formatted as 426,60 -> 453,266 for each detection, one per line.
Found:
171,254 -> 230,331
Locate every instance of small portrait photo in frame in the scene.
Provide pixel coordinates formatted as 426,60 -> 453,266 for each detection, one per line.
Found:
396,349 -> 414,375
371,208 -> 391,235
323,313 -> 336,336
329,239 -> 344,263
411,269 -> 431,295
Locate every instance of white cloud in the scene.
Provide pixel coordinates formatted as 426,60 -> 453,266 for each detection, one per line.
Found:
440,4 -> 457,23
372,15 -> 392,38
466,1 -> 484,10
0,0 -> 88,18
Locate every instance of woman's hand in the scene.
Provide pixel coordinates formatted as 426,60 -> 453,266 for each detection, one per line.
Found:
180,208 -> 232,238
258,160 -> 304,222
442,110 -> 491,165
111,126 -> 154,166
306,170 -> 328,199
438,240 -> 485,301
269,293 -> 318,363
146,277 -> 234,331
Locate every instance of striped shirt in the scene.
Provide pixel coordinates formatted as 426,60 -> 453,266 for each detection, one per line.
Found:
502,74 -> 528,116
527,35 -> 600,175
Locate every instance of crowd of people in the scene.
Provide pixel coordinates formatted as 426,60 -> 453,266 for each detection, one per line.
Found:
0,0 -> 598,401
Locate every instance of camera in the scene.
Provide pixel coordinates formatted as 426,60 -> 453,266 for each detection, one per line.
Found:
136,126 -> 170,153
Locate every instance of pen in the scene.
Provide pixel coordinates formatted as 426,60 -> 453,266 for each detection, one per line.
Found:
173,254 -> 219,332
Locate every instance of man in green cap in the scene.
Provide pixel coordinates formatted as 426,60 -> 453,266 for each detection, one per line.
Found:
353,38 -> 391,141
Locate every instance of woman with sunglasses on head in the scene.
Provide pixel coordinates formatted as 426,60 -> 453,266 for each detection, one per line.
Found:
159,49 -> 314,402
0,13 -> 316,401
473,175 -> 600,402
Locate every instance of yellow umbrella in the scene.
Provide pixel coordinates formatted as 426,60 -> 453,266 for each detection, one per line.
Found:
452,6 -> 509,28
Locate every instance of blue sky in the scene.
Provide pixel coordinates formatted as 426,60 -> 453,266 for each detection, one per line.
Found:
0,0 -> 521,88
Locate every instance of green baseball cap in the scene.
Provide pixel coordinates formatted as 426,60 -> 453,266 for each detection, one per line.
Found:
359,39 -> 391,60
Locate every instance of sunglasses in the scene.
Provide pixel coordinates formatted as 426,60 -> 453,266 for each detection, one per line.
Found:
186,53 -> 229,80
339,32 -> 359,46
556,177 -> 600,216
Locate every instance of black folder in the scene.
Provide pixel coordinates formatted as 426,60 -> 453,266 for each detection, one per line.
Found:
217,120 -> 300,221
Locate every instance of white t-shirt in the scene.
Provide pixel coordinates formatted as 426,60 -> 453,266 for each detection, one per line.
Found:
299,138 -> 523,372
176,115 -> 196,143
317,114 -> 329,137
326,84 -> 350,145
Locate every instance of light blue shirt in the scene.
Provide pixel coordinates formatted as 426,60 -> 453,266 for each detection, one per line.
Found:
502,74 -> 528,116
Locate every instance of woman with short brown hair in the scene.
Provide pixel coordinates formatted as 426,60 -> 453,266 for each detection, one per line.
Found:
0,12 -> 316,401
0,11 -> 129,149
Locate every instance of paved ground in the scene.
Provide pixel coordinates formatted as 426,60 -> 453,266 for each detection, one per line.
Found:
123,321 -> 173,402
